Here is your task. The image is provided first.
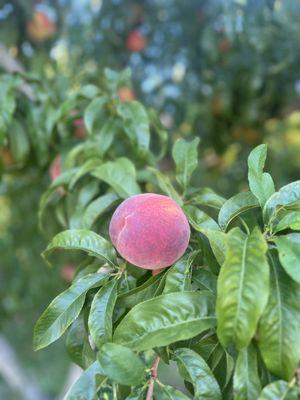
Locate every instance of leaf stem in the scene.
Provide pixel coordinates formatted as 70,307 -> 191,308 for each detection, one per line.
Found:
145,356 -> 160,400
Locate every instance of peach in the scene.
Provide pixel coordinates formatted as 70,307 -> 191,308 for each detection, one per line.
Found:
118,87 -> 136,102
50,155 -> 61,181
73,118 -> 86,139
109,194 -> 190,270
27,10 -> 56,42
126,30 -> 146,53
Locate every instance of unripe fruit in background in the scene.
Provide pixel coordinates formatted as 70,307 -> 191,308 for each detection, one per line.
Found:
118,87 -> 136,102
126,30 -> 146,52
27,10 -> 56,42
109,194 -> 190,270
61,264 -> 76,282
50,155 -> 61,181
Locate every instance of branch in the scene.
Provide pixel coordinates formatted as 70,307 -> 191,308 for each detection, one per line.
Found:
0,44 -> 35,100
146,356 -> 160,400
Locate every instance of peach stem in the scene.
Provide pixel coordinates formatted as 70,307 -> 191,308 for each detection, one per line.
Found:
146,356 -> 160,400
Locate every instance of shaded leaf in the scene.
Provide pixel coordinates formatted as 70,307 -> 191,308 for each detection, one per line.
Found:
114,291 -> 216,351
274,234 -> 300,283
154,383 -> 191,399
257,380 -> 298,400
97,343 -> 146,386
164,252 -> 198,294
264,181 -> 300,223
218,192 -> 259,231
192,188 -> 226,209
92,158 -> 141,198
66,361 -> 105,400
88,279 -> 118,348
233,344 -> 261,400
34,273 -> 108,350
184,205 -> 220,231
257,250 -> 300,380
216,227 -> 269,349
192,268 -> 217,294
174,348 -> 222,400
247,144 -> 275,208
43,229 -> 117,267
82,192 -> 119,229
273,211 -> 300,233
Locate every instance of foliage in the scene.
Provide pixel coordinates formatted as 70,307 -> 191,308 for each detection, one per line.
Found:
35,140 -> 300,399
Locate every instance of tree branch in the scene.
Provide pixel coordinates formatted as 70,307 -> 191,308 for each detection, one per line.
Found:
146,356 -> 160,400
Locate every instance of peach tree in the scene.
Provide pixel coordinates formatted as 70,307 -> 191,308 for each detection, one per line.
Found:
33,137 -> 300,399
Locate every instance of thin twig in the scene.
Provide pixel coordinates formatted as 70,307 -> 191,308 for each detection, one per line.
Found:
146,356 -> 160,400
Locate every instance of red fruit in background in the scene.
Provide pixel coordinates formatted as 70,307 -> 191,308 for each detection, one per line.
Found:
50,155 -> 61,181
126,30 -> 146,53
27,10 -> 56,42
1,147 -> 14,167
61,264 -> 76,282
109,193 -> 190,270
218,38 -> 231,53
73,118 -> 86,139
118,87 -> 136,102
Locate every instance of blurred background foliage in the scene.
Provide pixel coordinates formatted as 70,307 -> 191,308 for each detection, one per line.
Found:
1,0 -> 300,398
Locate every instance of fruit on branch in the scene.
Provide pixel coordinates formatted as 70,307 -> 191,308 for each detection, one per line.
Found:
49,155 -> 61,181
118,87 -> 136,102
126,30 -> 146,52
27,10 -> 56,42
109,193 -> 190,269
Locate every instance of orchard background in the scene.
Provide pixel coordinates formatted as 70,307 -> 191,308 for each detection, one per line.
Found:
0,1 -> 300,399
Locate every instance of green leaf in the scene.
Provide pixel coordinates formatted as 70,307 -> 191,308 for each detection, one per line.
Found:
148,167 -> 183,205
114,291 -> 216,351
88,279 -> 118,348
201,229 -> 227,266
273,211 -> 300,233
125,387 -> 147,400
97,343 -> 146,386
42,229 -> 117,267
82,192 -> 119,229
66,316 -> 88,368
257,250 -> 300,380
92,158 -> 141,198
68,158 -> 103,189
192,268 -> 217,294
233,344 -> 261,400
154,383 -> 191,399
164,252 -> 198,294
172,138 -> 200,189
117,101 -> 150,155
257,380 -> 298,400
218,192 -> 259,231
66,361 -> 105,400
9,120 -> 30,162
184,205 -> 220,231
216,227 -> 269,349
117,274 -> 163,309
263,181 -> 300,223
96,117 -> 117,156
273,234 -> 300,283
84,96 -> 107,134
247,144 -> 275,208
192,188 -> 226,209
34,273 -> 109,350
174,348 -> 222,400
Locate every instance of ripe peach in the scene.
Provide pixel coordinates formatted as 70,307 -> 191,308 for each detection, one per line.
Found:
126,30 -> 146,53
50,155 -> 61,181
109,194 -> 190,270
27,10 -> 56,42
118,87 -> 136,102
61,264 -> 76,282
